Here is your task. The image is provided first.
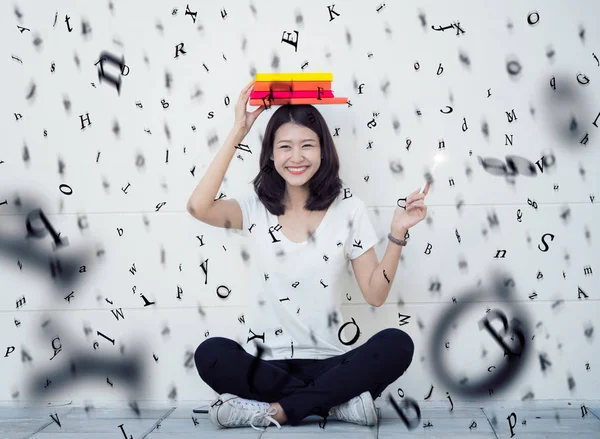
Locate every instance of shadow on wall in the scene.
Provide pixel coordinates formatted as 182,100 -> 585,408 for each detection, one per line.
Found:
1,193 -> 147,408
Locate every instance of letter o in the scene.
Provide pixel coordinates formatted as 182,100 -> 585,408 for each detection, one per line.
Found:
216,285 -> 231,299
507,60 -> 522,76
338,317 -> 360,346
59,184 -> 73,195
527,12 -> 539,25
541,153 -> 556,168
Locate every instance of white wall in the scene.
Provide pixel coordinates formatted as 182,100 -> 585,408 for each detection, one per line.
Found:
1,0 -> 599,408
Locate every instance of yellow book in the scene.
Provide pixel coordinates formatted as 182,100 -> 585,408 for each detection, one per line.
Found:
255,72 -> 333,82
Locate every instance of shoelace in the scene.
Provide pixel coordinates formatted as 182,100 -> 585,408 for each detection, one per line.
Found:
223,398 -> 282,432
249,406 -> 281,431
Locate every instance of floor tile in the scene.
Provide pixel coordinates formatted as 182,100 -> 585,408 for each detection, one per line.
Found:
482,403 -> 600,438
0,406 -> 75,438
378,402 -> 494,438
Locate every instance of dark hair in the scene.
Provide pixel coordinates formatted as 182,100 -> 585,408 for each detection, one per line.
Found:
251,104 -> 343,216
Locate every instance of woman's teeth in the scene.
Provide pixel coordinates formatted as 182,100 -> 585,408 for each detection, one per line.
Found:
287,166 -> 308,173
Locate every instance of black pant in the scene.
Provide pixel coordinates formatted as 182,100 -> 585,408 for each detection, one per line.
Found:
194,328 -> 414,426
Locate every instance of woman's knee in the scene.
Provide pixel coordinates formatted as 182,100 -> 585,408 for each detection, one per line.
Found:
377,328 -> 415,363
194,337 -> 236,377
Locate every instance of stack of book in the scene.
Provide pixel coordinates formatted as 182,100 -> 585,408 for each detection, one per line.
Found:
250,72 -> 348,106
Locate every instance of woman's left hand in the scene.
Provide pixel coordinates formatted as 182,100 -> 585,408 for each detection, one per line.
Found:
391,182 -> 430,234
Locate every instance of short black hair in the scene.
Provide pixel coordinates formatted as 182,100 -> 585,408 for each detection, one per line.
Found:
251,104 -> 343,216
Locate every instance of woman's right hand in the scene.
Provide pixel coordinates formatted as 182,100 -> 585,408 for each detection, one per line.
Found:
233,80 -> 266,137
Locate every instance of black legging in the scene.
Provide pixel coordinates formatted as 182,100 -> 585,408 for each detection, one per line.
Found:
194,327 -> 414,426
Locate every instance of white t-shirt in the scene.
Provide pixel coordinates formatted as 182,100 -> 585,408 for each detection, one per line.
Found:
234,188 -> 379,361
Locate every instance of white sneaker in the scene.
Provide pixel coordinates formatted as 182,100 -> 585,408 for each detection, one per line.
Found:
328,390 -> 378,426
208,393 -> 282,431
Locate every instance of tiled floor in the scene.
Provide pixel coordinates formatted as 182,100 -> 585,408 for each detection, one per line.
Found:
2,400 -> 599,438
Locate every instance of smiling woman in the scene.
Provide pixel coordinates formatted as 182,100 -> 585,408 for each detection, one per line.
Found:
250,104 -> 343,217
188,91 -> 419,431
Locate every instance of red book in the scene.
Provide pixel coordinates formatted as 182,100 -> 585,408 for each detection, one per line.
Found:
249,97 -> 348,106
250,90 -> 334,99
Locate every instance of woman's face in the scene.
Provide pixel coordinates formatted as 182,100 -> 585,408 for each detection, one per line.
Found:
270,122 -> 322,188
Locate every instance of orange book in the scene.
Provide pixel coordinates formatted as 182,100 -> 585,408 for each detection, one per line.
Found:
249,97 -> 348,106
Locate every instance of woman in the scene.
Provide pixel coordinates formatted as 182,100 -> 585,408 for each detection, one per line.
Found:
189,80 -> 429,431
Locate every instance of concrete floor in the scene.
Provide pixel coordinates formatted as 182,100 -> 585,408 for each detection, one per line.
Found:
2,399 -> 599,438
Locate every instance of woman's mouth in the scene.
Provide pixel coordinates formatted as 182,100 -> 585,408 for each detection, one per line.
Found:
287,166 -> 309,175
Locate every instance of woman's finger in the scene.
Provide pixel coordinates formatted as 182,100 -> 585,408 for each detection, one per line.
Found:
405,189 -> 420,202
241,80 -> 253,96
407,192 -> 425,203
407,200 -> 424,210
424,181 -> 431,194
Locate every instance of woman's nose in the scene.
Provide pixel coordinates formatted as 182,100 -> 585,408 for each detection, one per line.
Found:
292,149 -> 304,160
